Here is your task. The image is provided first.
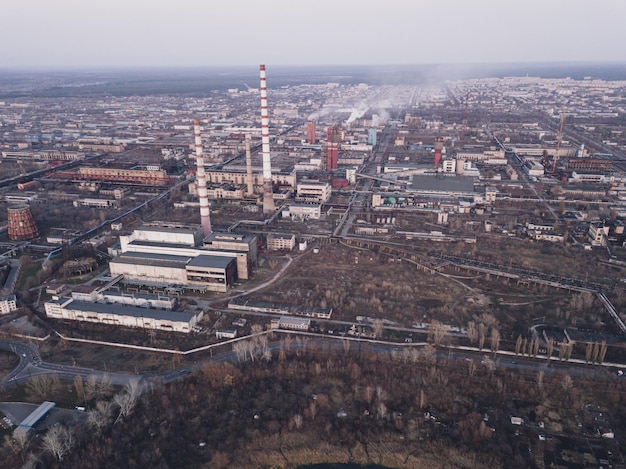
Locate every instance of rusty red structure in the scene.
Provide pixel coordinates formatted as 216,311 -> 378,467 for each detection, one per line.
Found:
8,205 -> 39,240
326,126 -> 340,170
306,120 -> 316,144
434,137 -> 444,167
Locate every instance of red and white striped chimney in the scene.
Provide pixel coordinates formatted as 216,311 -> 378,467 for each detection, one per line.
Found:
259,64 -> 275,213
193,119 -> 212,236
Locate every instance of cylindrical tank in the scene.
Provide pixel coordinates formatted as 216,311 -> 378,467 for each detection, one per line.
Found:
7,205 -> 39,240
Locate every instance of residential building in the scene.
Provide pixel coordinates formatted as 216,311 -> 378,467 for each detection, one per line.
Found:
0,295 -> 17,314
267,233 -> 296,251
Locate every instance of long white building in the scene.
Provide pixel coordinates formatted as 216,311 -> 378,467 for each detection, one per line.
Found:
44,298 -> 202,333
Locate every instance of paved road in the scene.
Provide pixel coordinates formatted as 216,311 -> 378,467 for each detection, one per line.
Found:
0,340 -> 140,391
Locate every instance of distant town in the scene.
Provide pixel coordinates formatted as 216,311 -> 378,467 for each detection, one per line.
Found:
1,64 -> 625,468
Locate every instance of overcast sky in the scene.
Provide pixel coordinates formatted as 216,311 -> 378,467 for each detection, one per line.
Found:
2,0 -> 625,69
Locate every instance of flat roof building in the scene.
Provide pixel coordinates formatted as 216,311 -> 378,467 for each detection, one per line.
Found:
44,299 -> 202,333
109,251 -> 237,292
410,175 -> 476,197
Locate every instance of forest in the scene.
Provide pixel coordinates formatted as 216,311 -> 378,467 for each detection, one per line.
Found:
3,335 -> 625,468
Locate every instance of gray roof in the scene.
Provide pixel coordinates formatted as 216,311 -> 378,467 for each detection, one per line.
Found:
19,401 -> 55,428
410,175 -> 475,194
138,225 -> 200,234
187,255 -> 236,269
128,239 -> 196,249
67,300 -> 197,322
110,251 -> 191,268
204,232 -> 256,244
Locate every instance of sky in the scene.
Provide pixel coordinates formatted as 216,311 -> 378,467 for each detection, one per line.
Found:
2,0 -> 626,69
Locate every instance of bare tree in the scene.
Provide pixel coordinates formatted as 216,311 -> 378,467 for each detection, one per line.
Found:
87,406 -> 110,436
482,357 -> 496,376
476,312 -> 498,330
546,340 -> 554,361
561,373 -> 573,391
309,400 -> 318,421
113,379 -> 141,424
599,340 -> 608,364
41,426 -> 73,462
85,373 -> 113,401
26,375 -> 60,400
419,389 -> 427,409
478,323 -> 487,351
376,401 -> 388,420
585,341 -> 593,363
233,341 -> 246,362
467,321 -> 478,344
490,328 -> 501,353
467,359 -> 476,377
73,375 -> 86,406
531,338 -> 539,357
431,321 -> 448,346
420,344 -> 436,363
292,414 -> 303,430
373,318 -> 384,339
8,431 -> 30,462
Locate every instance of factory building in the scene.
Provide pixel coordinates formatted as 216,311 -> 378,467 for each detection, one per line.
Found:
204,168 -> 296,190
44,298 -> 202,333
203,232 -> 258,271
73,198 -> 119,209
2,150 -> 85,161
111,224 -> 257,288
110,250 -> 237,292
296,181 -> 332,203
51,166 -> 170,186
282,203 -> 322,220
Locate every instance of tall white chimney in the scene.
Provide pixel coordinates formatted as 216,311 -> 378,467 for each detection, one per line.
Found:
193,119 -> 212,236
245,135 -> 254,197
259,64 -> 275,213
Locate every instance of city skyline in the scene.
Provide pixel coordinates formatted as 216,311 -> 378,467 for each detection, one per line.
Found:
2,0 -> 626,70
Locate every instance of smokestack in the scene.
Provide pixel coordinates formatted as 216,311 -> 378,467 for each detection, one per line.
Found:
259,64 -> 275,213
434,137 -> 444,167
306,120 -> 316,144
193,119 -> 212,236
245,135 -> 254,197
326,126 -> 339,170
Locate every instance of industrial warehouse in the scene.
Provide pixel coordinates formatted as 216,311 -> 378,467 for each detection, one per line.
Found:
109,224 -> 257,289
44,297 -> 203,333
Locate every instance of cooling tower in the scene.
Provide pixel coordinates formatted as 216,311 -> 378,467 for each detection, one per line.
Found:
8,205 -> 38,241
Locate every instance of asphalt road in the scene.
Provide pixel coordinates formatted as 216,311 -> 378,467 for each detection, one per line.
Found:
1,334 -> 624,397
